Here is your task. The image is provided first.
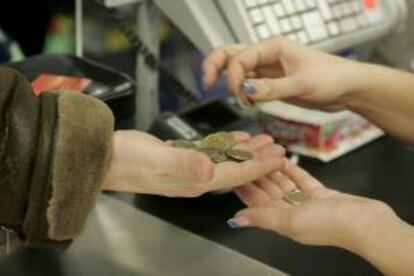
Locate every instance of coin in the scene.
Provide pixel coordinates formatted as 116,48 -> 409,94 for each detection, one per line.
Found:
199,132 -> 234,150
198,147 -> 228,163
226,148 -> 254,162
173,132 -> 254,164
212,153 -> 228,163
172,140 -> 196,149
283,189 -> 309,206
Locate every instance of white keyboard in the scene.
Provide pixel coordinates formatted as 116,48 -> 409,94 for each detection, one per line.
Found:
217,0 -> 399,52
246,0 -> 383,44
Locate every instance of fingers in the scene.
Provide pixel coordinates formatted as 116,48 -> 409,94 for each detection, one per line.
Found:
256,63 -> 285,78
213,143 -> 285,190
256,176 -> 284,199
242,77 -> 301,102
202,44 -> 247,89
235,134 -> 274,152
229,205 -> 291,235
282,160 -> 324,193
230,131 -> 251,144
241,142 -> 285,172
236,143 -> 285,182
269,171 -> 297,193
165,133 -> 275,191
235,182 -> 272,207
226,37 -> 288,96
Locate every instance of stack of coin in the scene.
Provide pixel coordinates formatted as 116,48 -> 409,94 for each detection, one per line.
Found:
172,132 -> 254,163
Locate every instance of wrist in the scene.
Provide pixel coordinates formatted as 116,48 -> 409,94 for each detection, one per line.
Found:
343,200 -> 402,255
342,62 -> 390,112
338,60 -> 373,110
101,131 -> 122,191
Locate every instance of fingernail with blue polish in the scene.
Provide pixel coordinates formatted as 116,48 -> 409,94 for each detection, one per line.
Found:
227,217 -> 250,229
241,80 -> 257,95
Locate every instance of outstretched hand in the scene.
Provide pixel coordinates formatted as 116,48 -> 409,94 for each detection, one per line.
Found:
230,160 -> 396,249
102,130 -> 286,197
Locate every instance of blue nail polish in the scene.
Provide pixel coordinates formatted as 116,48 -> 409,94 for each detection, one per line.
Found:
227,219 -> 241,229
241,80 -> 257,95
227,218 -> 249,229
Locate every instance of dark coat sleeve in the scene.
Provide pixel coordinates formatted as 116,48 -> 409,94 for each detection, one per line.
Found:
0,67 -> 114,249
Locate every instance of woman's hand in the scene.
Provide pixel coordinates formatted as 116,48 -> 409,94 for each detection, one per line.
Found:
229,160 -> 398,251
203,36 -> 366,112
102,130 -> 285,197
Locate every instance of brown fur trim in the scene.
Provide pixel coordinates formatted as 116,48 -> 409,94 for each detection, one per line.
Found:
47,92 -> 114,240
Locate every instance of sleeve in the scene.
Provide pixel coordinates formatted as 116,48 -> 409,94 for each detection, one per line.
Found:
0,67 -> 114,249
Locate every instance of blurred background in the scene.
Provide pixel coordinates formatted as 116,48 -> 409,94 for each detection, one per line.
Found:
1,1 -> 411,112
1,0 -> 414,160
0,0 -> 227,114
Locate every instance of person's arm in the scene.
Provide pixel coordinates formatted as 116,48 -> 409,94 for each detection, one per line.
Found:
203,37 -> 414,144
230,161 -> 414,275
346,63 -> 414,144
352,212 -> 414,275
0,68 -> 287,249
0,67 -> 114,249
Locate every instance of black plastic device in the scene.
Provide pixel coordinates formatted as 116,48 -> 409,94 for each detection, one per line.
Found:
149,97 -> 261,140
6,54 -> 136,127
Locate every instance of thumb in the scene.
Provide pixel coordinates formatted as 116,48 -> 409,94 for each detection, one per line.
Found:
228,205 -> 290,234
160,147 -> 215,182
241,77 -> 300,102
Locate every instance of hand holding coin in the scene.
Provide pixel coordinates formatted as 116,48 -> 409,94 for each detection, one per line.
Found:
103,130 -> 286,197
230,160 -> 394,249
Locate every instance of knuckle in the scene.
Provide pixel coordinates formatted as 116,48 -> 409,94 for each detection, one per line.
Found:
257,134 -> 274,143
217,44 -> 240,55
267,35 -> 288,48
228,54 -> 241,65
276,145 -> 286,156
230,49 -> 249,65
